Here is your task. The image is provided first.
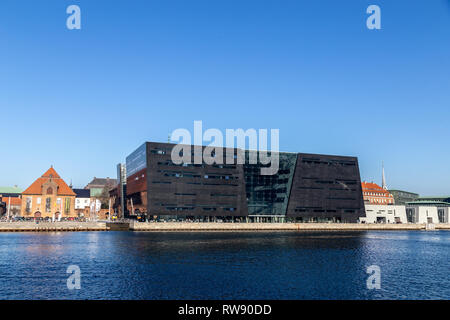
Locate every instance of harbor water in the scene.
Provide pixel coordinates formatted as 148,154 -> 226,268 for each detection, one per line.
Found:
0,231 -> 448,299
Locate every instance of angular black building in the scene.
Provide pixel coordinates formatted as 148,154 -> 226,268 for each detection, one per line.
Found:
126,142 -> 365,222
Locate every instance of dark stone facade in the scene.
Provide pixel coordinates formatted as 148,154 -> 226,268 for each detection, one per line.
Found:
126,142 -> 365,222
145,142 -> 247,217
285,153 -> 365,222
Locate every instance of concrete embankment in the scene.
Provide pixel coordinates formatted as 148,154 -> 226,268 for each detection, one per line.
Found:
0,222 -> 108,232
1,222 -> 449,232
130,222 -> 450,231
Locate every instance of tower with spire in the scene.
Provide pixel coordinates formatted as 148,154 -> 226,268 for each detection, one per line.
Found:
382,161 -> 387,190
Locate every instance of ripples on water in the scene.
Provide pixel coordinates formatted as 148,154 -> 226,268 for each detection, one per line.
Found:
0,231 -> 448,299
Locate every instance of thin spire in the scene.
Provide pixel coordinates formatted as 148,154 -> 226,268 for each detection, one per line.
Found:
382,161 -> 387,190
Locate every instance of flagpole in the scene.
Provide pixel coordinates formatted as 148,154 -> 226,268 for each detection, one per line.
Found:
7,197 -> 11,221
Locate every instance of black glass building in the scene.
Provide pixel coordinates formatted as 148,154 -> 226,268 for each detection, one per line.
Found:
126,142 -> 365,222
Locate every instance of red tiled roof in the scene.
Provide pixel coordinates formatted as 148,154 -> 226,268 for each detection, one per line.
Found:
22,167 -> 76,196
0,197 -> 21,206
42,167 -> 61,179
361,182 -> 393,197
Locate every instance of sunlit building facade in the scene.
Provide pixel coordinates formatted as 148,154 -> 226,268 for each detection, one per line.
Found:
21,167 -> 76,219
362,182 -> 395,205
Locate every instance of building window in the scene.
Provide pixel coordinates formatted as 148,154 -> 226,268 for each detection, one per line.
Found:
37,197 -> 41,205
47,187 -> 53,195
46,198 -> 51,212
65,198 -> 71,214
25,197 -> 32,213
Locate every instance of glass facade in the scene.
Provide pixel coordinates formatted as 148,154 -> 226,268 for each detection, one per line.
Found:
438,209 -> 446,223
406,208 -> 416,223
243,152 -> 297,216
126,143 -> 147,178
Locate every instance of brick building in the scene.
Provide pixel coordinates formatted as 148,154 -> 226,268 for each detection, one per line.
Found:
361,181 -> 395,205
0,186 -> 22,217
21,167 -> 77,219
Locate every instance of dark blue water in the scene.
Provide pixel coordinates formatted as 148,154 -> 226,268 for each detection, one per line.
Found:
0,231 -> 448,299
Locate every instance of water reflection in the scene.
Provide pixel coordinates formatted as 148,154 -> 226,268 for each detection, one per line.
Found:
0,231 -> 448,299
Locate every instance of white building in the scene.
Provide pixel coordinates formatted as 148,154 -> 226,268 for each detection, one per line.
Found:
361,204 -> 407,224
73,189 -> 91,210
405,202 -> 449,224
361,202 -> 450,224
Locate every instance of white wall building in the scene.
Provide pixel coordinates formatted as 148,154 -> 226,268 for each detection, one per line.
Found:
361,203 -> 450,224
73,189 -> 91,210
405,204 -> 449,224
75,197 -> 90,210
361,204 -> 407,224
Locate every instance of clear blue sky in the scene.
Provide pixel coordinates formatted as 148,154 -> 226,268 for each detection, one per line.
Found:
0,0 -> 449,195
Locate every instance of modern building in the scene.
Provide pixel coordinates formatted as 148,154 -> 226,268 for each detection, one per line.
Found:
85,177 -> 117,197
21,167 -> 77,219
406,201 -> 450,223
361,182 -> 395,205
389,190 -> 419,205
125,142 -> 365,222
362,202 -> 450,224
361,204 -> 407,224
415,196 -> 450,203
116,163 -> 127,218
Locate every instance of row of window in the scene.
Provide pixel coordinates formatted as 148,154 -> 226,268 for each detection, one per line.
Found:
165,207 -> 237,212
367,198 -> 394,204
152,148 -> 241,161
294,209 -> 338,213
25,197 -> 71,214
294,208 -> 355,213
157,160 -> 236,170
364,192 -> 392,197
301,158 -> 356,166
157,170 -> 238,181
151,180 -> 239,187
171,193 -> 237,197
245,177 -> 290,184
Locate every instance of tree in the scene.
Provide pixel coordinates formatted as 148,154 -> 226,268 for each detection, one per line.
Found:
97,186 -> 111,210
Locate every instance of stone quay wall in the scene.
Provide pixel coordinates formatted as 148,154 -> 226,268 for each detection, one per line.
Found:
0,221 -> 108,232
130,222 -> 450,231
1,221 -> 449,232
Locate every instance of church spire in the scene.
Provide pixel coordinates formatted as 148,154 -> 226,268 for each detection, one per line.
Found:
382,161 -> 387,190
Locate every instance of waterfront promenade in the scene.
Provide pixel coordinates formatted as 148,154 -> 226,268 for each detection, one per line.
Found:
130,221 -> 450,231
1,221 -> 449,232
